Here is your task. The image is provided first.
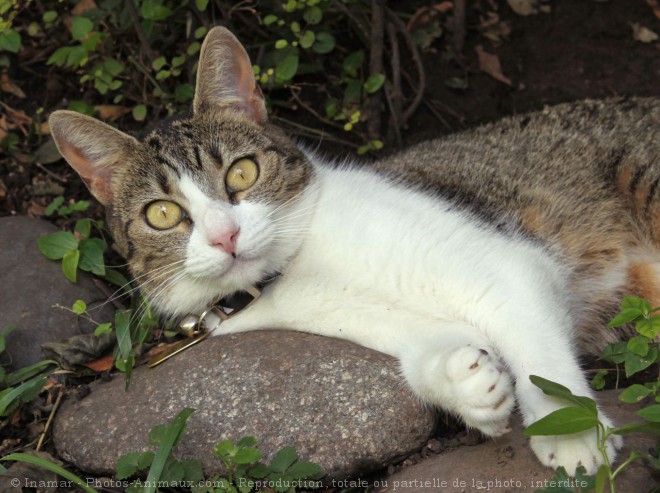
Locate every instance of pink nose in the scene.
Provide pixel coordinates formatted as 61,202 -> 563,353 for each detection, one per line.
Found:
210,228 -> 239,254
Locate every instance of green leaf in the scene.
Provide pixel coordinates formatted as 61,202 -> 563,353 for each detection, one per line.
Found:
342,50 -> 364,77
624,347 -> 658,377
172,55 -> 186,68
101,268 -> 130,288
363,73 -> 385,94
608,307 -> 644,328
638,404 -> 660,422
43,11 -> 58,23
45,196 -> 64,216
524,407 -> 599,436
0,375 -> 48,416
264,14 -> 278,25
194,27 -> 207,39
38,231 -> 78,260
0,453 -> 97,493
299,30 -> 315,49
595,464 -> 607,493
234,447 -> 261,464
627,335 -> 650,356
195,0 -> 209,11
529,375 -> 598,415
237,436 -> 257,448
116,451 -> 142,479
590,369 -> 608,390
343,78 -> 361,104
275,54 -> 299,80
133,104 -> 148,122
621,295 -> 652,314
182,459 -> 204,482
312,32 -> 335,54
636,316 -> 660,338
600,341 -> 627,364
94,323 -> 112,336
175,83 -> 194,103
71,16 -> 94,40
269,447 -> 298,473
62,249 -> 80,283
152,56 -> 167,70
286,460 -> 323,479
74,218 -> 92,238
186,42 -> 201,55
248,462 -> 270,478
115,309 -> 132,361
611,421 -> 660,435
303,6 -> 323,24
78,238 -> 106,276
72,299 -> 87,315
104,58 -> 124,76
213,439 -> 234,458
140,0 -> 172,21
0,29 -> 21,53
143,409 -> 196,493
275,39 -> 288,49
4,360 -> 57,387
619,384 -> 652,403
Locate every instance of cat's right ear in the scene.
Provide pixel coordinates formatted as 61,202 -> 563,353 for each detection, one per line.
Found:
193,27 -> 267,123
48,110 -> 138,205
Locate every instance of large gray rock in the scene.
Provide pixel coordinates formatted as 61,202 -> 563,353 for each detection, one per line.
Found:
0,216 -> 116,369
53,331 -> 437,480
380,390 -> 659,492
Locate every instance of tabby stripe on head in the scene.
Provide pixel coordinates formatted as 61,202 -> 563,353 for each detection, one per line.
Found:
156,170 -> 172,195
193,146 -> 204,170
629,164 -> 650,200
644,174 -> 660,217
155,154 -> 181,178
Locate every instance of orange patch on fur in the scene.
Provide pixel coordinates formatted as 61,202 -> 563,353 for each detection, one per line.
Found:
627,263 -> 660,307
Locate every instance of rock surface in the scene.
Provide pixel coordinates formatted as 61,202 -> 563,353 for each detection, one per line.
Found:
53,331 -> 437,480
0,216 -> 116,369
380,390 -> 659,492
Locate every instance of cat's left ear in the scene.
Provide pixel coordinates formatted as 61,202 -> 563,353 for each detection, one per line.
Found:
193,26 -> 267,123
49,110 -> 138,205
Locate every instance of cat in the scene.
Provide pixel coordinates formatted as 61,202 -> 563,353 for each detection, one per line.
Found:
48,26 -> 660,476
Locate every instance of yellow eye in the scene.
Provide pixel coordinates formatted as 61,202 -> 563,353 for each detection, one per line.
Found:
226,158 -> 259,193
145,201 -> 183,230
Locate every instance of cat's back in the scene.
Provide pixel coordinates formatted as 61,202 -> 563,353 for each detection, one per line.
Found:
373,97 -> 659,243
374,97 -> 658,210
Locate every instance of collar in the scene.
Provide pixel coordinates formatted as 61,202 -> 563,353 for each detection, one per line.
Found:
148,274 -> 279,368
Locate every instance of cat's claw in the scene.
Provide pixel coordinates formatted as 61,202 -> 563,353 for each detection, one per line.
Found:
530,414 -> 622,475
445,346 -> 515,437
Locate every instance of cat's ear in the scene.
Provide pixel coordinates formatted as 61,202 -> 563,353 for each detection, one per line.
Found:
193,26 -> 267,123
49,110 -> 138,205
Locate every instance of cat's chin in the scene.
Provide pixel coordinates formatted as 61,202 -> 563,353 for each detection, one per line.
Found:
153,259 -> 272,317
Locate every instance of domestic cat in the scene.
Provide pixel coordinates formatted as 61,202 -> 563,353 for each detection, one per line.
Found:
48,26 -> 659,476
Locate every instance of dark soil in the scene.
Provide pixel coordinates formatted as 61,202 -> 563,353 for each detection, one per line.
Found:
405,0 -> 660,145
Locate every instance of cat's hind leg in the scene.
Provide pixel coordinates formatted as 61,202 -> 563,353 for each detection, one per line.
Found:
399,324 -> 515,438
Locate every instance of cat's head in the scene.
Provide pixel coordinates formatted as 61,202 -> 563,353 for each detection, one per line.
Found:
49,27 -> 315,316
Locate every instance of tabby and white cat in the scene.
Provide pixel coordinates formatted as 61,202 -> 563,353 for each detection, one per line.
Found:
49,27 -> 660,475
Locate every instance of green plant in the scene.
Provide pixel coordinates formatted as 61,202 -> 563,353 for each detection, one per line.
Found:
116,409 -> 325,493
526,377 -> 660,492
600,296 -> 660,384
527,296 -> 660,492
0,326 -> 58,417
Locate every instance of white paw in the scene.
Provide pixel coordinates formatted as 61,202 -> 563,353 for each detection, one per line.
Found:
530,415 -> 622,475
445,346 -> 515,437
